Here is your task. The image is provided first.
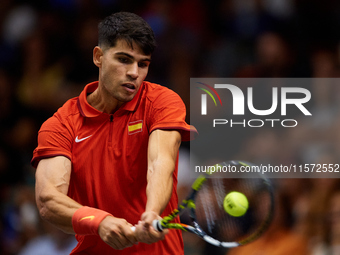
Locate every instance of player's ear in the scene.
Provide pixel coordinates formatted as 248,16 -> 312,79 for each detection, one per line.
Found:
93,46 -> 103,67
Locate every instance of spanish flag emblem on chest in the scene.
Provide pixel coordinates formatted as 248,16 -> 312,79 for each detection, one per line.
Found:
128,120 -> 143,135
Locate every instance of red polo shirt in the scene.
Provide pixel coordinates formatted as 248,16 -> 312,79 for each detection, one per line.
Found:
32,81 -> 197,254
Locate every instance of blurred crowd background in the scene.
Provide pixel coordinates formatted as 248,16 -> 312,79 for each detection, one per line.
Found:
0,0 -> 340,254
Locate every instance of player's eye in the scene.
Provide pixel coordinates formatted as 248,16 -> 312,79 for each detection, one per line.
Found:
138,62 -> 149,68
118,57 -> 130,63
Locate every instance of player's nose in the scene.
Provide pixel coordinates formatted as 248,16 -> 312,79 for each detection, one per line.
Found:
127,62 -> 139,79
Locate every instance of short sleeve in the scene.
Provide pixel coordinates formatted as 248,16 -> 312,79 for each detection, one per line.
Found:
148,88 -> 197,141
31,115 -> 73,168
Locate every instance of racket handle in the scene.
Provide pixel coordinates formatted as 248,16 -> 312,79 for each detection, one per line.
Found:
152,219 -> 163,232
132,221 -> 162,232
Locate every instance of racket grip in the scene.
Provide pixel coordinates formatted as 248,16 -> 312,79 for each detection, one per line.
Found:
152,219 -> 163,232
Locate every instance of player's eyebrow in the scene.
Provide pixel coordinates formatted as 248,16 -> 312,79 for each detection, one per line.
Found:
115,52 -> 151,62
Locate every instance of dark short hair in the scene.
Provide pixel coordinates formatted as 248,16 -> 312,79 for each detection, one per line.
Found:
98,12 -> 156,55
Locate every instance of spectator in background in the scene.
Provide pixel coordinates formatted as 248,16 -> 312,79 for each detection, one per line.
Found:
327,189 -> 340,254
235,32 -> 295,77
18,220 -> 77,255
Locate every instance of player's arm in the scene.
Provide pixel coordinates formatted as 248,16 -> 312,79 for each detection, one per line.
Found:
35,156 -> 137,249
35,156 -> 81,233
146,129 -> 181,214
135,129 -> 181,243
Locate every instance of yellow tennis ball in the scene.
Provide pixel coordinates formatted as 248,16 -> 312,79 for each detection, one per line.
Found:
224,191 -> 249,217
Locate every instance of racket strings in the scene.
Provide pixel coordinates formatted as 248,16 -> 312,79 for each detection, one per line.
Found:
195,177 -> 273,244
199,184 -> 218,233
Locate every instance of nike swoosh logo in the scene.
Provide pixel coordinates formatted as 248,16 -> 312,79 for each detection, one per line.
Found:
75,135 -> 92,143
78,216 -> 95,222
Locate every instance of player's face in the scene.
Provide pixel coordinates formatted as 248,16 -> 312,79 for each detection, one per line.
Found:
94,39 -> 151,105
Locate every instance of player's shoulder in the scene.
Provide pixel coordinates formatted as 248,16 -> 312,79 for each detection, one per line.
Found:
40,97 -> 80,131
143,81 -> 183,104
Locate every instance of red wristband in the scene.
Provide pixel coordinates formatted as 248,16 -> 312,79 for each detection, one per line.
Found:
72,206 -> 113,235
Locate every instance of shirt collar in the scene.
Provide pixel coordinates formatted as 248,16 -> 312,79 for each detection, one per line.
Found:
77,81 -> 144,118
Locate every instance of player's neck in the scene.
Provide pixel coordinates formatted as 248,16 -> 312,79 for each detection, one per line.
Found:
87,86 -> 122,114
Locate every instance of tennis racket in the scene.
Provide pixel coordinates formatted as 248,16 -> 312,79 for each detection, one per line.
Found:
152,160 -> 275,248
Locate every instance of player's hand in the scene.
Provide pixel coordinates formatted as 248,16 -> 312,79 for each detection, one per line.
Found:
134,211 -> 168,244
98,216 -> 137,250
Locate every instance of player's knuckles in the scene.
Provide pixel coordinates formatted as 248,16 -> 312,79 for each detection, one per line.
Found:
120,226 -> 137,243
106,237 -> 130,250
110,242 -> 121,250
150,228 -> 165,239
115,230 -> 135,247
107,228 -> 120,238
156,232 -> 165,241
111,244 -> 124,250
137,232 -> 152,244
102,229 -> 126,246
153,234 -> 165,241
116,236 -> 132,248
125,232 -> 137,243
100,230 -> 113,243
115,243 -> 128,250
141,231 -> 161,244
142,236 -> 154,244
120,237 -> 134,248
102,237 -> 120,250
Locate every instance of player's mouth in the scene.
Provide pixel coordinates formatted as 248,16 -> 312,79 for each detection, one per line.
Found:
122,83 -> 136,93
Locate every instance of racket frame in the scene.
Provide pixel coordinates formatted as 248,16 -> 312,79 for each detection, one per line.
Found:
152,161 -> 275,248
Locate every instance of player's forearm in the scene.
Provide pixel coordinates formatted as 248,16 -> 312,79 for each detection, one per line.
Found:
35,156 -> 82,234
145,159 -> 174,214
146,130 -> 181,215
36,187 -> 81,234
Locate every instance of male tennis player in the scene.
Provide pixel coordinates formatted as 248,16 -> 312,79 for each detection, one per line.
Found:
32,12 -> 196,254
